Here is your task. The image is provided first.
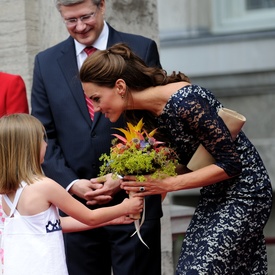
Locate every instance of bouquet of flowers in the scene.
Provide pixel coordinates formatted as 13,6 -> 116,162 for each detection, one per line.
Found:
99,119 -> 178,182
99,119 -> 178,248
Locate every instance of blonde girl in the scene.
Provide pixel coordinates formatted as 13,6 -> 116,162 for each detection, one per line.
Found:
0,113 -> 142,275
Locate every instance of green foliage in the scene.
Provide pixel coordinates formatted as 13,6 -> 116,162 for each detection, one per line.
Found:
99,142 -> 178,182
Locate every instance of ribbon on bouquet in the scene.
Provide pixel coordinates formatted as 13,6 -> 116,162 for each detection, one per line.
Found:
128,193 -> 149,249
97,174 -> 149,247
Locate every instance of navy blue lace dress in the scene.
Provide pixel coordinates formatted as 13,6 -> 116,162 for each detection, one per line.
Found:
156,85 -> 273,275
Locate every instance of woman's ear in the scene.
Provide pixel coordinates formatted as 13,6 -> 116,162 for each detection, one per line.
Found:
115,79 -> 126,97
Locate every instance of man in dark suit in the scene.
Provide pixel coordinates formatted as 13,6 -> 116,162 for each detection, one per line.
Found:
31,0 -> 162,274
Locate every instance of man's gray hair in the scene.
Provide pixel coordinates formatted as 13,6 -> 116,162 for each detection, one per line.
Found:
55,0 -> 101,11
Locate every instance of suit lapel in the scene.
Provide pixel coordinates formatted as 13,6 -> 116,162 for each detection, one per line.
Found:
57,37 -> 93,126
107,24 -> 124,47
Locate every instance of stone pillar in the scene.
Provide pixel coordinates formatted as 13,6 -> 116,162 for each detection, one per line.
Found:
161,196 -> 174,274
106,0 -> 159,42
0,0 -> 35,102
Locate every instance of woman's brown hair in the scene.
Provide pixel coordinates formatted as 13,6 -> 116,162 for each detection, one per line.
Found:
80,43 -> 190,134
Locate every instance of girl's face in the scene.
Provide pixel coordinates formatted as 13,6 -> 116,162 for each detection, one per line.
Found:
40,138 -> 47,164
82,80 -> 126,122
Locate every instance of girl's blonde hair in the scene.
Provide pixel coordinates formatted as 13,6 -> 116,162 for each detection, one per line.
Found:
0,114 -> 45,193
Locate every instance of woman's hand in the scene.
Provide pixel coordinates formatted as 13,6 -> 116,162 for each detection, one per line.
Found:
120,175 -> 172,197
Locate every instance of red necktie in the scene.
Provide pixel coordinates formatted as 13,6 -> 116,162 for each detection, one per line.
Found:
83,46 -> 97,120
84,46 -> 97,56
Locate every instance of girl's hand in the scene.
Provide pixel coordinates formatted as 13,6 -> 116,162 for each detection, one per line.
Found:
122,197 -> 143,216
111,215 -> 135,225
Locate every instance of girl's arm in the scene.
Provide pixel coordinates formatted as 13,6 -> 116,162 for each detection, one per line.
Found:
43,178 -> 143,227
60,215 -> 134,233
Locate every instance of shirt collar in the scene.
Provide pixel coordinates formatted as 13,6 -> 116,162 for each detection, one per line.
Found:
74,21 -> 109,56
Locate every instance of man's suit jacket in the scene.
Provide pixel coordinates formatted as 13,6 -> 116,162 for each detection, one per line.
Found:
31,24 -> 162,219
0,72 -> 29,117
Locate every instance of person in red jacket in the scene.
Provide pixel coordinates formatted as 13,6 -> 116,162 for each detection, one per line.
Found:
0,72 -> 29,117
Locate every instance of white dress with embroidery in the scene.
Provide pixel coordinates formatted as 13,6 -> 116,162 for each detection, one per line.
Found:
1,182 -> 68,275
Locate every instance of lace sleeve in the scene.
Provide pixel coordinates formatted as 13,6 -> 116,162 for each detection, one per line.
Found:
182,86 -> 242,177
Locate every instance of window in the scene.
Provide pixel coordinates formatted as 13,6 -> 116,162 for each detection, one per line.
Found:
212,0 -> 275,34
246,0 -> 275,10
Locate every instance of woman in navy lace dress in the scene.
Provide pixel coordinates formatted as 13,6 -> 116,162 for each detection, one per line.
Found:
80,43 -> 273,274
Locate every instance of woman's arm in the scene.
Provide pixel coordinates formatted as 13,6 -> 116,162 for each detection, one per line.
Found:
121,164 -> 231,197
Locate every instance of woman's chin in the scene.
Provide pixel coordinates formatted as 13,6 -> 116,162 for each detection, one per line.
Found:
105,113 -> 113,122
104,113 -> 120,123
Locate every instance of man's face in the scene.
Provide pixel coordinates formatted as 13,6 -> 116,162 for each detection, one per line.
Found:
60,0 -> 105,46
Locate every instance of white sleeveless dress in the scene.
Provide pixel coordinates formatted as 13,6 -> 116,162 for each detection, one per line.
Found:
1,182 -> 68,275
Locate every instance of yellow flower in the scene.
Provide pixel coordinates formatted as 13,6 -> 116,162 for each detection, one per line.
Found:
113,119 -> 145,144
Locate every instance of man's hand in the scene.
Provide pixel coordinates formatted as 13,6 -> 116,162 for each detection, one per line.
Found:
85,174 -> 122,205
69,179 -> 113,205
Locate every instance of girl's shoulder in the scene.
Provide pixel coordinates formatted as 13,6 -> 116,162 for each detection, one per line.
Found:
34,176 -> 58,185
26,177 -> 60,193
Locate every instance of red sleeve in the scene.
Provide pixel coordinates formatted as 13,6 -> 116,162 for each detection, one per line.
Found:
5,74 -> 29,115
